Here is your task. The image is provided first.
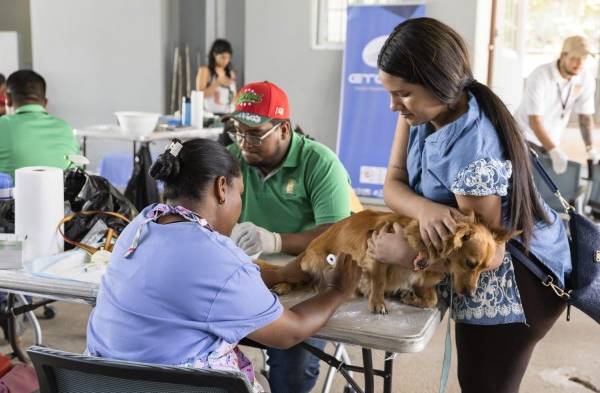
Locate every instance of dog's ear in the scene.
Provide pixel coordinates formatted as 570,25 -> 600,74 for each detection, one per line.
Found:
442,222 -> 472,257
492,227 -> 522,244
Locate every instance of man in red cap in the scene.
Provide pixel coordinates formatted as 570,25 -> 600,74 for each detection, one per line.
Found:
228,81 -> 351,393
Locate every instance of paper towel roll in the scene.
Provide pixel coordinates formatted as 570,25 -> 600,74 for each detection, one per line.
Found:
191,90 -> 204,128
15,166 -> 64,263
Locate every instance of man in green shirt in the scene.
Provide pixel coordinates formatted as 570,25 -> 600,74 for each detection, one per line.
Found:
0,70 -> 79,179
227,81 -> 350,393
229,81 -> 350,257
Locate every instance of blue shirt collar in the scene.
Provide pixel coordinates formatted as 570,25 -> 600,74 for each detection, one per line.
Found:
422,92 -> 480,154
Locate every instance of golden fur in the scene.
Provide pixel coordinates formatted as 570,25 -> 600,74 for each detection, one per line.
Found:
258,209 -> 514,314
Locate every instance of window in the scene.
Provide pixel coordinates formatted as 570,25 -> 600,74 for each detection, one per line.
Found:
525,0 -> 599,54
502,0 -> 519,51
313,0 -> 402,49
523,0 -> 599,79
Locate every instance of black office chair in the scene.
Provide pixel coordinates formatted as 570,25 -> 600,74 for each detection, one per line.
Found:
532,156 -> 586,214
586,163 -> 600,218
27,346 -> 254,393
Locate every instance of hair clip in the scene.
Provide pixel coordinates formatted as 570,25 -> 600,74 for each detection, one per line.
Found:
167,139 -> 183,158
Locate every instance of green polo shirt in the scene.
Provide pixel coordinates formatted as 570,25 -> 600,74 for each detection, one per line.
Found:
228,132 -> 351,233
0,104 -> 79,179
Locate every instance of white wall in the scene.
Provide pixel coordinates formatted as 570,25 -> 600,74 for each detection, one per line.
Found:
0,0 -> 32,68
428,0 -> 491,82
0,32 -> 19,75
245,0 -> 343,149
245,0 -> 491,150
30,0 -> 171,168
226,0 -> 245,87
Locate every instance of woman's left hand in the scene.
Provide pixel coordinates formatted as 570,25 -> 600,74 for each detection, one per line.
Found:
367,223 -> 417,267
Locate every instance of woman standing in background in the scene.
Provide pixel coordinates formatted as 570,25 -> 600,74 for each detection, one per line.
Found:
196,39 -> 237,115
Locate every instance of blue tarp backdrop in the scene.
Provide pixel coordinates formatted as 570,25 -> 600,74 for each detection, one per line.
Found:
336,4 -> 426,199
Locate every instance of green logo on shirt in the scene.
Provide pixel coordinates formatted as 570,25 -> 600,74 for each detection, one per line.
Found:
285,179 -> 296,194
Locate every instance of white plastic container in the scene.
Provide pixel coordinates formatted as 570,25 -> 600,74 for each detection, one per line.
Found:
114,112 -> 161,137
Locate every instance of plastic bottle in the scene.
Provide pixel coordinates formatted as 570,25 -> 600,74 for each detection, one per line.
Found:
181,96 -> 191,127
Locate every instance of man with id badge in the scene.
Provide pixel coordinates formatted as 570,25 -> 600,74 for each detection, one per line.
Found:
514,35 -> 597,174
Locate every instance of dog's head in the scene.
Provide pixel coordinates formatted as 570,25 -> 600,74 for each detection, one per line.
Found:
440,211 -> 517,296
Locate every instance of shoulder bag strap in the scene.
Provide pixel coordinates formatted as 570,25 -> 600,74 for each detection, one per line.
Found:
528,147 -> 574,214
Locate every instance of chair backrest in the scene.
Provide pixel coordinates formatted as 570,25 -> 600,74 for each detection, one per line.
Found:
533,156 -> 581,212
27,346 -> 253,393
587,163 -> 600,212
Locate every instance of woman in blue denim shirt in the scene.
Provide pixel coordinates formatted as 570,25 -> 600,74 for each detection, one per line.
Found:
369,18 -> 570,392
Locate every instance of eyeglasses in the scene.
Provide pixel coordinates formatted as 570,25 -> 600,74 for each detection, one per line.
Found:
227,123 -> 282,147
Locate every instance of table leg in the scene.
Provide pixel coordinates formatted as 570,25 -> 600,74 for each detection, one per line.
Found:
300,342 -> 365,393
362,348 -> 374,393
383,352 -> 394,393
241,338 -> 394,393
7,294 -> 27,362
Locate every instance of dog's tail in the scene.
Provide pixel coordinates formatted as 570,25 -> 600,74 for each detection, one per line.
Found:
254,259 -> 282,273
254,251 -> 307,275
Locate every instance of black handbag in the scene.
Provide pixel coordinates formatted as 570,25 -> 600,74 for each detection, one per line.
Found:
507,149 -> 600,324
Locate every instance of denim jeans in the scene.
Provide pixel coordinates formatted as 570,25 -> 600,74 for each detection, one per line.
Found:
266,338 -> 326,393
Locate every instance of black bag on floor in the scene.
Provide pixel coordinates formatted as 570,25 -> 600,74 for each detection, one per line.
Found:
0,200 -> 14,233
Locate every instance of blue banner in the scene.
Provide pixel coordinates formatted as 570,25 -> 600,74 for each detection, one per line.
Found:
336,4 -> 425,199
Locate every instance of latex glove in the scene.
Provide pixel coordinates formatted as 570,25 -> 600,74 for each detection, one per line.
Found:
230,222 -> 282,256
587,147 -> 600,165
548,147 -> 568,174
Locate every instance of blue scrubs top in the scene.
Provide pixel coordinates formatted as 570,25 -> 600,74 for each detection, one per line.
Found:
86,205 -> 283,364
406,93 -> 571,325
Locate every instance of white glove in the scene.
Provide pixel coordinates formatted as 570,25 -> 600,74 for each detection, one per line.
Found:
230,222 -> 282,256
548,147 -> 568,174
587,147 -> 600,164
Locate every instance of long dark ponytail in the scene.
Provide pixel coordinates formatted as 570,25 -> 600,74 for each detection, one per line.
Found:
377,17 -> 547,246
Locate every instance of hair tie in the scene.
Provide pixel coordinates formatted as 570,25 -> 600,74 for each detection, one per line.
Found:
464,78 -> 477,89
167,138 -> 183,158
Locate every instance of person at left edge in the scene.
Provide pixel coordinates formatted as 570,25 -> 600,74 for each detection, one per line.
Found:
0,70 -> 79,179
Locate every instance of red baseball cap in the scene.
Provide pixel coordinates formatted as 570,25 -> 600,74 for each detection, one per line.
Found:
231,81 -> 290,127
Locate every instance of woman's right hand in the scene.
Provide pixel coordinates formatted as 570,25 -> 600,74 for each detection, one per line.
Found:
417,202 -> 465,252
215,70 -> 230,86
249,252 -> 361,350
367,223 -> 417,267
323,252 -> 362,298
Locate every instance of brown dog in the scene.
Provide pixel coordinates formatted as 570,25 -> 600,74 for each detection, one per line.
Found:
260,210 -> 515,314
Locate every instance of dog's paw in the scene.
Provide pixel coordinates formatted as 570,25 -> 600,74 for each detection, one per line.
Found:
400,291 -> 418,306
368,300 -> 388,314
400,291 -> 435,309
271,283 -> 293,296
